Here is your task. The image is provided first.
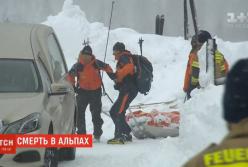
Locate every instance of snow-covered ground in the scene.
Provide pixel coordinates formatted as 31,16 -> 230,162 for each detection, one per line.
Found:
43,0 -> 248,167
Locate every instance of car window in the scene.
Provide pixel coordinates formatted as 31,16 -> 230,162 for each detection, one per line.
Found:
0,59 -> 42,92
47,34 -> 66,82
37,57 -> 52,91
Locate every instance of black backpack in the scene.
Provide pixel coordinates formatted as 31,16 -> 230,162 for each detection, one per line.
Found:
130,54 -> 153,95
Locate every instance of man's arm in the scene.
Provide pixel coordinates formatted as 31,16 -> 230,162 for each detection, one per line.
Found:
95,59 -> 113,73
67,63 -> 84,86
183,57 -> 192,92
95,59 -> 116,81
116,55 -> 135,83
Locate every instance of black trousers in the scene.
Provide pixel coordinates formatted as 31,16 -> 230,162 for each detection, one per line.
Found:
77,88 -> 103,137
110,86 -> 138,137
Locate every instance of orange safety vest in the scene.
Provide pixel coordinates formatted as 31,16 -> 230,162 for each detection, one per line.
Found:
183,52 -> 200,92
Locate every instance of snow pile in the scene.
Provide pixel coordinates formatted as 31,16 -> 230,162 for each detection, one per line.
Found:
43,0 -> 248,167
44,0 -> 190,104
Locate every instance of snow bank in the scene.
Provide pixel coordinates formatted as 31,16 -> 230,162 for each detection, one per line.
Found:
43,0 -> 248,167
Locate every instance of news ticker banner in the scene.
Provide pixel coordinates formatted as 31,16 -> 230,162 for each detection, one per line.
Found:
0,134 -> 92,154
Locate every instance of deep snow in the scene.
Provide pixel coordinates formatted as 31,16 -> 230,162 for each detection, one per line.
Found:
43,0 -> 248,167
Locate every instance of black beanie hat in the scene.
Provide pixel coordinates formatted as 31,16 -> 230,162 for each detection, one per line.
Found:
81,45 -> 92,55
223,59 -> 248,123
198,30 -> 212,43
113,42 -> 125,52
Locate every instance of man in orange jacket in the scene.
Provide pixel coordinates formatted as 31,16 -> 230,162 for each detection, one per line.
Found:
67,45 -> 113,141
107,42 -> 139,144
183,30 -> 229,99
183,35 -> 202,99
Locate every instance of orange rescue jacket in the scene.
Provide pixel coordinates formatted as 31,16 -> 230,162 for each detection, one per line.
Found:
183,52 -> 200,92
67,56 -> 113,90
115,51 -> 135,84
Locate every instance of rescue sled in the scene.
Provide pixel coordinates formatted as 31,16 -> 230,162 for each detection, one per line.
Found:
126,99 -> 180,139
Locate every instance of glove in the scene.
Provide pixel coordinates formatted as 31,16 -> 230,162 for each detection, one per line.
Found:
114,84 -> 120,90
108,72 -> 116,80
73,86 -> 79,93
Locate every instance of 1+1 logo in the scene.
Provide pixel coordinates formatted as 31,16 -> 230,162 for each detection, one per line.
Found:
227,12 -> 248,28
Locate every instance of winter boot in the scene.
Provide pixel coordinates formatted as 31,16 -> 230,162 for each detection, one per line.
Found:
93,136 -> 101,143
107,137 -> 125,145
121,134 -> 132,142
125,134 -> 133,142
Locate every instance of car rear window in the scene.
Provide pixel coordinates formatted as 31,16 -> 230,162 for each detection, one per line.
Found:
0,59 -> 42,92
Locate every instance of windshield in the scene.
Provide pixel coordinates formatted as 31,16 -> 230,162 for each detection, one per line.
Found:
0,59 -> 42,92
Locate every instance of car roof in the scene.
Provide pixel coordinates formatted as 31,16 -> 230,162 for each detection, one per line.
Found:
0,23 -> 52,60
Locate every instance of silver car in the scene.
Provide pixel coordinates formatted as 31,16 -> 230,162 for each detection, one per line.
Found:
0,23 -> 77,167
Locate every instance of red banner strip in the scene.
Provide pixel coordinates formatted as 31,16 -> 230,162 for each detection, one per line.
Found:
0,134 -> 92,154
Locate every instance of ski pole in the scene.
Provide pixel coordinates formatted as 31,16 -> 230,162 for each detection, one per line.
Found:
160,15 -> 165,35
105,91 -> 114,104
102,1 -> 115,78
155,15 -> 160,35
184,94 -> 187,103
100,1 -> 115,100
99,73 -> 114,103
189,0 -> 199,37
184,0 -> 189,40
138,38 -> 144,56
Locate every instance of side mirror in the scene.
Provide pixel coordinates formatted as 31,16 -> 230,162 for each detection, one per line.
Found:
48,83 -> 70,96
